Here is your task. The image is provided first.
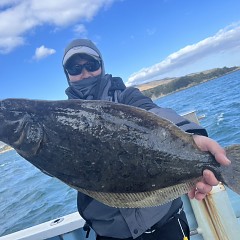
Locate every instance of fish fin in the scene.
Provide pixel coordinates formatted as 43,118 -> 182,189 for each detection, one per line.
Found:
221,144 -> 240,195
76,180 -> 198,208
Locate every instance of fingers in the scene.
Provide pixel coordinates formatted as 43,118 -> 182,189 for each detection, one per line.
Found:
188,188 -> 196,199
188,183 -> 212,200
193,135 -> 231,166
202,169 -> 219,186
214,151 -> 231,166
188,170 -> 219,200
194,180 -> 213,200
188,135 -> 230,201
188,182 -> 213,200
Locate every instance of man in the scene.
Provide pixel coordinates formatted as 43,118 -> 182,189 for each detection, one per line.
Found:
62,39 -> 230,240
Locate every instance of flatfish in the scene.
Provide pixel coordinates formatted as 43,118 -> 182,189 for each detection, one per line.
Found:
0,98 -> 239,208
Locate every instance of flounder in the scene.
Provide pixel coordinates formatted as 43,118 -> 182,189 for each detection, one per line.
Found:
0,98 -> 240,208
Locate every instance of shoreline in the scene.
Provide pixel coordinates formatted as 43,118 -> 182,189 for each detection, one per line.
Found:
149,68 -> 240,100
151,77 -> 212,100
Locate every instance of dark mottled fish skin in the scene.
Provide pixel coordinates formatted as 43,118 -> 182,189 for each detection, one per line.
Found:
0,98 -> 240,208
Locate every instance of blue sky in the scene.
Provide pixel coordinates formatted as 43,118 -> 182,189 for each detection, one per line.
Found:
1,0 -> 240,100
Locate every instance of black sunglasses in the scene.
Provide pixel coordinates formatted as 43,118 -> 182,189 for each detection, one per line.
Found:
66,60 -> 101,76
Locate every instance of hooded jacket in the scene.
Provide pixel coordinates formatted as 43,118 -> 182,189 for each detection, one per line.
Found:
62,39 -> 208,238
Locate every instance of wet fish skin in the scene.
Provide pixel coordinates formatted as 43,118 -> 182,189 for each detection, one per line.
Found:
0,98 -> 239,208
0,98 -> 212,190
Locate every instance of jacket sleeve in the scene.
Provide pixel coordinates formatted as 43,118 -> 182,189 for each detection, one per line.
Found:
149,107 -> 208,136
119,87 -> 208,136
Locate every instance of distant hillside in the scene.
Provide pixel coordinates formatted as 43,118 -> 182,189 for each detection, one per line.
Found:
137,66 -> 240,99
135,77 -> 176,91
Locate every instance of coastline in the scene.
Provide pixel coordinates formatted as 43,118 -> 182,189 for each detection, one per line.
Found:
151,75 -> 216,100
140,67 -> 240,100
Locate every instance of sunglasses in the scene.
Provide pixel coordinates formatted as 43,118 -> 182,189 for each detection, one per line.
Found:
66,60 -> 101,76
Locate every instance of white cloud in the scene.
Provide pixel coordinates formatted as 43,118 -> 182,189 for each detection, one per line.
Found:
0,0 -> 114,54
126,22 -> 240,86
73,24 -> 87,35
0,36 -> 24,54
33,45 -> 56,60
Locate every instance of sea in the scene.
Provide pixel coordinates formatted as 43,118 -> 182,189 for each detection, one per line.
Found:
0,70 -> 240,237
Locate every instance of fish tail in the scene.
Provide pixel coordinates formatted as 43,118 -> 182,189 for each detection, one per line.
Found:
221,144 -> 240,195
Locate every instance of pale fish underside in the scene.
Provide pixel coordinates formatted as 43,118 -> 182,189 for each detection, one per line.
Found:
73,178 -> 201,208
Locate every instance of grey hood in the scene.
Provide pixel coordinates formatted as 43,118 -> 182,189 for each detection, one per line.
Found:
62,39 -> 105,81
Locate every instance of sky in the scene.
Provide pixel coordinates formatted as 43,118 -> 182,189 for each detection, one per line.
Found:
1,0 -> 240,100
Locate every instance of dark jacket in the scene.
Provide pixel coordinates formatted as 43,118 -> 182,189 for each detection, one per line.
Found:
68,75 -> 207,239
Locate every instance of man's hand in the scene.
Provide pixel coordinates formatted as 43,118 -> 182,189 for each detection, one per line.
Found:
188,135 -> 231,200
